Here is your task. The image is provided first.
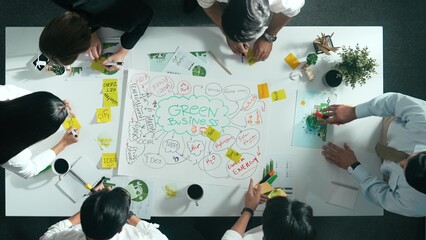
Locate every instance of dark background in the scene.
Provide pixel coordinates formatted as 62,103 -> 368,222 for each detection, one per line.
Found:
1,0 -> 425,239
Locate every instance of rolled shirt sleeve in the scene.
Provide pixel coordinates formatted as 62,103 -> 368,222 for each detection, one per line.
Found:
270,0 -> 305,16
221,230 -> 243,240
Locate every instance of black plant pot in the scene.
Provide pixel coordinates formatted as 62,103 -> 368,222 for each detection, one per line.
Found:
322,70 -> 343,87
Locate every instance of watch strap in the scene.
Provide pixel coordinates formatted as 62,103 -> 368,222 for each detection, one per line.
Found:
241,207 -> 254,217
348,162 -> 361,174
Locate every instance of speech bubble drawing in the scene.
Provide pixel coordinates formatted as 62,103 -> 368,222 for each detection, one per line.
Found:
131,73 -> 150,86
223,85 -> 250,102
177,80 -> 192,95
129,121 -> 143,142
156,95 -> 230,136
143,153 -> 166,169
187,140 -> 205,156
241,94 -> 258,111
227,153 -> 259,180
199,153 -> 222,171
205,83 -> 222,96
236,129 -> 260,150
163,139 -> 180,153
213,134 -> 236,151
149,75 -> 174,97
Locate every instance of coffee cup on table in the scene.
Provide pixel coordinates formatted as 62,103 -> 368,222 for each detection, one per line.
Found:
186,184 -> 204,206
52,158 -> 70,178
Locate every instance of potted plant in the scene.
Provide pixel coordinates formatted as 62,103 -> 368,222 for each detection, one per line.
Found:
301,53 -> 318,80
322,69 -> 343,87
334,44 -> 378,89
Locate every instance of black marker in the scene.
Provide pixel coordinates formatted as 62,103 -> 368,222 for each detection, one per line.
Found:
104,62 -> 124,66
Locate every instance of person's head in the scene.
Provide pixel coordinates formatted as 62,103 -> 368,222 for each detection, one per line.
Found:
403,151 -> 426,194
221,0 -> 270,43
39,11 -> 91,66
262,197 -> 315,240
81,188 -> 131,240
0,92 -> 68,164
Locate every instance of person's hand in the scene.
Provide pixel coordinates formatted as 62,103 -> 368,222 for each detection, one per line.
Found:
102,47 -> 129,71
63,100 -> 74,117
88,32 -> 102,60
244,178 -> 262,211
259,194 -> 269,204
252,37 -> 272,61
62,128 -> 79,146
322,142 -> 358,169
226,37 -> 249,55
323,104 -> 357,125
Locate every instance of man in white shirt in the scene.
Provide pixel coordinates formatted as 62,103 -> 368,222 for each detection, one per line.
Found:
321,92 -> 426,217
221,179 -> 315,240
197,0 -> 304,61
40,187 -> 168,240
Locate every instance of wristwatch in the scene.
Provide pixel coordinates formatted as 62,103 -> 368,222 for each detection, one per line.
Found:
241,207 -> 254,217
347,162 -> 361,174
127,210 -> 136,220
263,31 -> 277,43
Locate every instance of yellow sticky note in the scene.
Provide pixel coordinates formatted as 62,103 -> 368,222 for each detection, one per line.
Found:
284,53 -> 301,70
259,182 -> 275,194
103,79 -> 118,93
267,188 -> 287,198
96,107 -> 112,123
103,92 -> 119,107
102,153 -> 117,168
226,148 -> 242,163
90,57 -> 107,72
271,89 -> 287,102
205,126 -> 221,142
257,83 -> 270,99
246,48 -> 257,66
63,117 -> 82,130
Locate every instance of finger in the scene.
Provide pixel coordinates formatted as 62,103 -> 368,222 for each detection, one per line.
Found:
343,143 -> 352,152
328,142 -> 342,152
248,178 -> 254,192
97,45 -> 102,57
88,49 -> 94,60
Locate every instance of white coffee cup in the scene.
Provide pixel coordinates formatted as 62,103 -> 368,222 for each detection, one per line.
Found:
52,158 -> 70,176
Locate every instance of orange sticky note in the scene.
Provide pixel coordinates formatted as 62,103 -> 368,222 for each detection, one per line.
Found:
226,148 -> 242,163
205,126 -> 221,142
63,117 -> 82,130
96,107 -> 112,123
257,83 -> 270,99
259,182 -> 275,194
101,153 -> 117,168
284,53 -> 301,70
271,89 -> 287,102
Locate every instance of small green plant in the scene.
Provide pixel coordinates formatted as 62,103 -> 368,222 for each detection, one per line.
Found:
51,65 -> 65,75
335,44 -> 378,89
306,53 -> 318,66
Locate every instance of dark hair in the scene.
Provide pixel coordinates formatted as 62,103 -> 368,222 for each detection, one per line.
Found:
0,92 -> 68,164
39,11 -> 91,66
262,197 -> 315,240
81,187 -> 131,240
222,0 -> 270,43
405,151 -> 426,194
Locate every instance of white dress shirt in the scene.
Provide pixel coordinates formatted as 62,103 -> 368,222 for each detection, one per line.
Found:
222,225 -> 262,240
39,219 -> 169,240
197,0 -> 305,17
352,92 -> 426,217
0,85 -> 57,179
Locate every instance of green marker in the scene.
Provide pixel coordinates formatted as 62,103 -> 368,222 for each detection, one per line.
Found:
270,159 -> 274,172
265,165 -> 270,177
267,174 -> 278,185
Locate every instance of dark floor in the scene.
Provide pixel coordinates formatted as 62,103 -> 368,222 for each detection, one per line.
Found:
1,0 -> 425,239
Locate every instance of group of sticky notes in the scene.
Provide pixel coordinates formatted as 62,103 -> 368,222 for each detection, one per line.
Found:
204,126 -> 243,163
103,78 -> 119,107
257,83 -> 287,102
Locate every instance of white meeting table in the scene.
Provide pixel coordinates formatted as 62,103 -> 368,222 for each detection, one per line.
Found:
5,26 -> 383,217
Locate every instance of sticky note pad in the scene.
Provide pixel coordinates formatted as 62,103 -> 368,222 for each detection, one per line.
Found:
96,107 -> 112,123
284,53 -> 300,70
91,57 -> 107,72
259,182 -> 274,194
101,153 -> 117,168
205,126 -> 221,142
268,188 -> 287,198
226,148 -> 242,163
271,89 -> 287,102
103,92 -> 119,107
257,83 -> 270,99
246,48 -> 257,66
63,117 -> 82,130
103,79 -> 118,93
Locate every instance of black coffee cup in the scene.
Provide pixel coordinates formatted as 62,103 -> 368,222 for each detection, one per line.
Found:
187,184 -> 204,206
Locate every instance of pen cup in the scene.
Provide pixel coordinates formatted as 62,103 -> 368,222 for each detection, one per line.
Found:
186,184 -> 204,206
52,158 -> 70,177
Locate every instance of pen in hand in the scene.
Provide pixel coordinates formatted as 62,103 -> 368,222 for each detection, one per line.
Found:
104,61 -> 124,66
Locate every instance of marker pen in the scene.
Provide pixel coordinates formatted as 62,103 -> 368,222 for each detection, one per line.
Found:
71,129 -> 78,138
104,62 -> 124,66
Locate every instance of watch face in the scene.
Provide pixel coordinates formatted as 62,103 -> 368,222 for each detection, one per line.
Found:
264,33 -> 277,42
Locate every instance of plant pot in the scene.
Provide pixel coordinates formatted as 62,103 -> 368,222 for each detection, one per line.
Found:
322,70 -> 342,87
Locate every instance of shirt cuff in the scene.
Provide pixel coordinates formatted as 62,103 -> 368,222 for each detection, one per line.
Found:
351,165 -> 370,183
222,230 -> 243,240
355,102 -> 371,119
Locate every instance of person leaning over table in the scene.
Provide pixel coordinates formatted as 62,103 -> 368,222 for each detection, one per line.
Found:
321,92 -> 426,217
222,179 -> 315,240
197,0 -> 304,62
0,85 -> 79,179
39,0 -> 153,71
40,186 -> 169,240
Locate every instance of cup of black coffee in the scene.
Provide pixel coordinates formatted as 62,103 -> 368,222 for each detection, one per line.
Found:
186,184 -> 204,206
52,158 -> 70,176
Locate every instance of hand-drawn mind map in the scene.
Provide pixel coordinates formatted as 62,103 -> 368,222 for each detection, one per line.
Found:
118,70 -> 268,187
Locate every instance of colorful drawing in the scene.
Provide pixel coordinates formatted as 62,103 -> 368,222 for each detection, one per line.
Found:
118,70 -> 268,187
292,90 -> 336,148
